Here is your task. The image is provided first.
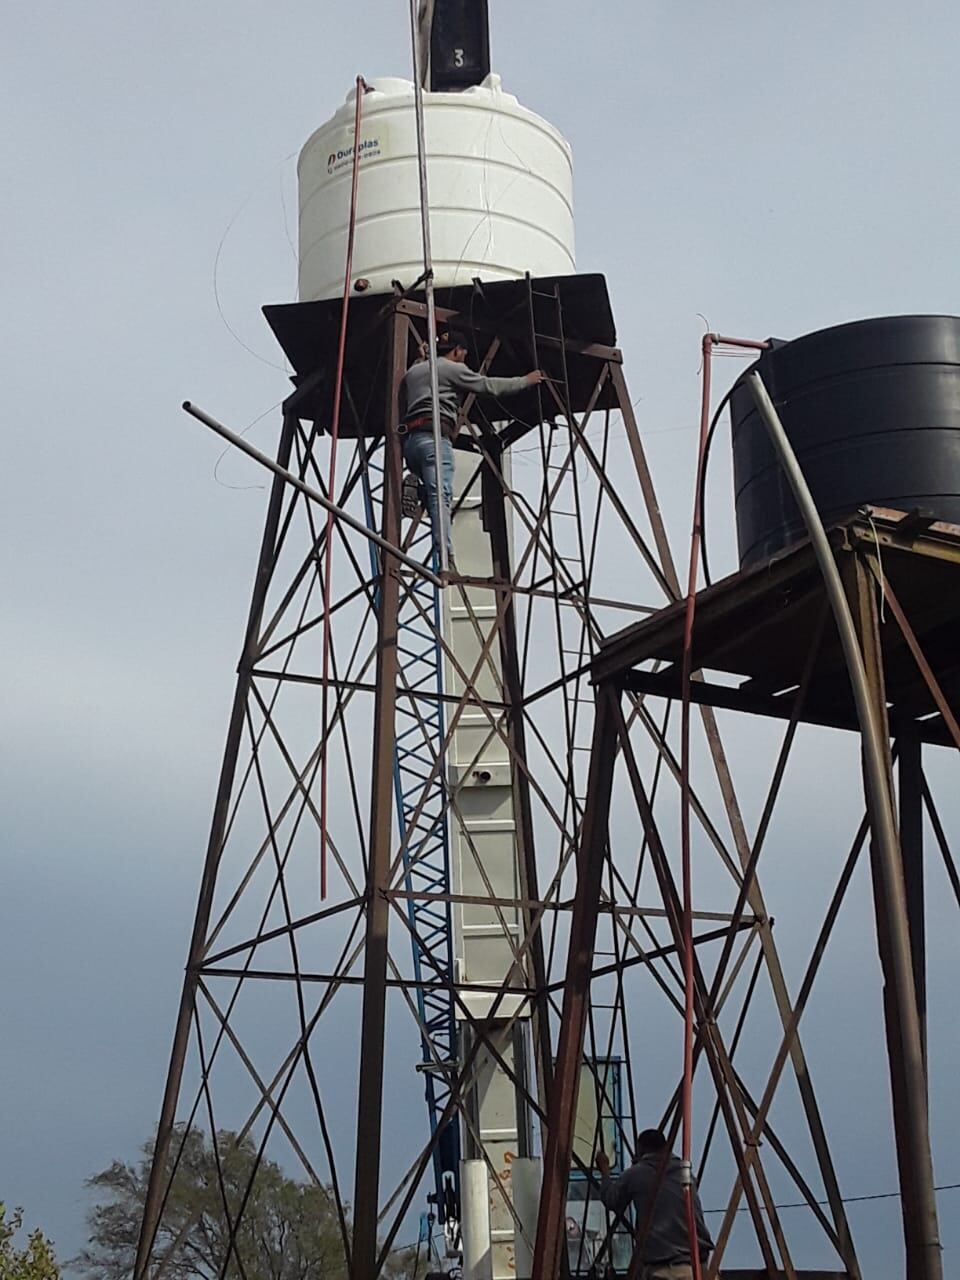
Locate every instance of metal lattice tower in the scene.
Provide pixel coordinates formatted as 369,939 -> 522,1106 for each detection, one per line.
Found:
134,278 -> 955,1280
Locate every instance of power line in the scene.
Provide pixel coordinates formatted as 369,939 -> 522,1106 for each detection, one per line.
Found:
703,1181 -> 960,1216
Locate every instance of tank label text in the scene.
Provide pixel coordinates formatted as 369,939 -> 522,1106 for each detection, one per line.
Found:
326,126 -> 390,175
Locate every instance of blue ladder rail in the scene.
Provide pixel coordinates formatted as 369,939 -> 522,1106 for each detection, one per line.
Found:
361,448 -> 461,1212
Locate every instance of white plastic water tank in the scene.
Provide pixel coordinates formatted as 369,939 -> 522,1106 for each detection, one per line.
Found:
297,74 -> 574,301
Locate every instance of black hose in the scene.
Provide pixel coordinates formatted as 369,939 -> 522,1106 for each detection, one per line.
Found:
697,384 -> 738,588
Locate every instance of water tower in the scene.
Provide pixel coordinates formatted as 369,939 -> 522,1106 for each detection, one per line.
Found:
130,7 -> 955,1280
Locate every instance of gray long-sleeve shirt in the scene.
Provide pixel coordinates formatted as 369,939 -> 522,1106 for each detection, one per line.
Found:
400,357 -> 530,435
599,1154 -> 713,1265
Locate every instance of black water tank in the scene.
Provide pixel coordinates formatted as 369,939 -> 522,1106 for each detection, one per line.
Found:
729,315 -> 960,567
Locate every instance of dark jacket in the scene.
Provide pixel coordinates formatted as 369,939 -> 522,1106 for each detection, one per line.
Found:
598,1153 -> 713,1265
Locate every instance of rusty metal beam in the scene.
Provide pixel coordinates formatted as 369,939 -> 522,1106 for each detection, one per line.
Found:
847,551 -> 941,1280
532,683 -> 618,1280
350,314 -> 407,1280
133,410 -> 299,1280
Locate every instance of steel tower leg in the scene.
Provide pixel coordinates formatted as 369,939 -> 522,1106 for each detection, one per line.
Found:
133,410 -> 299,1280
351,315 -> 407,1280
848,553 -> 941,1280
532,684 -> 618,1280
897,731 -> 927,1071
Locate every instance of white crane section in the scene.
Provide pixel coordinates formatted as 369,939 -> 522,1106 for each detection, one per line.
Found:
444,449 -> 538,1279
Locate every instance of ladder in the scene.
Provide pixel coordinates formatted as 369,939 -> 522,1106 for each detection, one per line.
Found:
524,275 -> 598,824
361,446 -> 461,1215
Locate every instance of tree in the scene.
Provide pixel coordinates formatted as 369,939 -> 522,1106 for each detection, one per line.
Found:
0,1204 -> 60,1280
75,1127 -> 349,1280
75,1127 -> 428,1280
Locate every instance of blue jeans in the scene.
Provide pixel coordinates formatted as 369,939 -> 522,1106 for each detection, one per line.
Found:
402,429 -> 454,558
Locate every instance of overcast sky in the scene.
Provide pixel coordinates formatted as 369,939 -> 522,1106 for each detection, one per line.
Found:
3,2 -> 960,1276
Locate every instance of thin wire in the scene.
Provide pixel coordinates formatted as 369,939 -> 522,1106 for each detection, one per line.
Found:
212,400 -> 283,490
212,151 -> 299,373
704,1181 -> 960,1215
278,168 -> 299,267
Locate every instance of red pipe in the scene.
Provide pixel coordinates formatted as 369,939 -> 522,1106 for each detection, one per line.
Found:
319,75 -> 367,899
679,331 -> 769,1277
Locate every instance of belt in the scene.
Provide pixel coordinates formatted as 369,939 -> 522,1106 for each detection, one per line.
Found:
403,414 -> 456,434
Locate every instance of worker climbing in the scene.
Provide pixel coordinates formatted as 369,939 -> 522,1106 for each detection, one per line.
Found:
399,328 -> 543,579
596,1128 -> 713,1280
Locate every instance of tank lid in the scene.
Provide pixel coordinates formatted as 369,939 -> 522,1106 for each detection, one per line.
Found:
343,71 -> 514,106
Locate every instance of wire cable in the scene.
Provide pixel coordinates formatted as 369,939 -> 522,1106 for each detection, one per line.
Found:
705,1181 -> 960,1215
695,386 -> 736,588
318,75 -> 367,900
212,400 -> 283,491
212,151 -> 299,373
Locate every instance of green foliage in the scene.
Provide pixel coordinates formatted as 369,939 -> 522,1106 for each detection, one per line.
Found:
75,1127 -> 429,1280
0,1204 -> 60,1280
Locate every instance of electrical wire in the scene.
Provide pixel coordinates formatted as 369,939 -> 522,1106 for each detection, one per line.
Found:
212,150 -> 299,373
212,399 -> 283,491
704,1181 -> 960,1215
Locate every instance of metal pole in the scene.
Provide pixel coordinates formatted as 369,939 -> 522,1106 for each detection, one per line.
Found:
532,684 -> 618,1280
181,401 -> 441,586
747,371 -> 942,1280
898,732 -> 927,1072
134,410 -> 300,1280
408,0 -> 449,572
351,314 -> 407,1280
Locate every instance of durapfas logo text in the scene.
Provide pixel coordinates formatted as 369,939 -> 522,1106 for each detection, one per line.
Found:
327,137 -> 382,173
